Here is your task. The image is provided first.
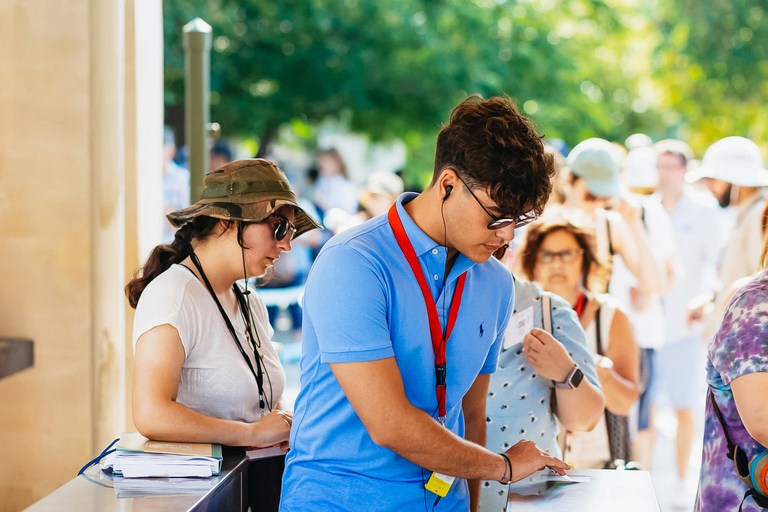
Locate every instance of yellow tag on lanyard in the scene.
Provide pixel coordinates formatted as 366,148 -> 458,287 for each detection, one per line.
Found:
425,471 -> 455,497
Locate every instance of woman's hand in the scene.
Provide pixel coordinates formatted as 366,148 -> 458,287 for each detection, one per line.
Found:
247,409 -> 293,448
593,355 -> 615,384
522,328 -> 575,383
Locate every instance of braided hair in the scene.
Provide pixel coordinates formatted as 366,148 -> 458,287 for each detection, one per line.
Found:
125,217 -> 221,308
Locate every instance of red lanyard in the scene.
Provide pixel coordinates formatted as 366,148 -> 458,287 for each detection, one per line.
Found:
574,292 -> 586,319
388,204 -> 467,422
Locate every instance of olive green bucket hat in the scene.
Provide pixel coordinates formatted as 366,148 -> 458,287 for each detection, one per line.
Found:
167,158 -> 322,237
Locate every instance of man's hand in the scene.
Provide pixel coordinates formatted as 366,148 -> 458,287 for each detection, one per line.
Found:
504,440 -> 570,482
522,328 -> 574,382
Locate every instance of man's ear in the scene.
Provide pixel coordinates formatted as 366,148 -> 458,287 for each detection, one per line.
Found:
437,168 -> 459,201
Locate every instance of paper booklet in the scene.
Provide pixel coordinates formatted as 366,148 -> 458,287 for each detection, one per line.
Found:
246,445 -> 288,460
107,432 -> 223,478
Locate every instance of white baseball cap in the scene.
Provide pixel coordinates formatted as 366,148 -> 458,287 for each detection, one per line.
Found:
686,136 -> 768,187
567,138 -> 622,197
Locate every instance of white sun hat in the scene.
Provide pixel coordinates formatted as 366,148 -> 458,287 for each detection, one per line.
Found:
686,136 -> 768,187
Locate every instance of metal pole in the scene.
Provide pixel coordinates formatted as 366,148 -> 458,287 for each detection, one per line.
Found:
183,18 -> 212,202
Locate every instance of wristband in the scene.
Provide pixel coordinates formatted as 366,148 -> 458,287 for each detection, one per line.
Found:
498,453 -> 513,484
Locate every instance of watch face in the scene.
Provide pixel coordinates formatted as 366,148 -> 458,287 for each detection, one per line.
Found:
570,368 -> 584,389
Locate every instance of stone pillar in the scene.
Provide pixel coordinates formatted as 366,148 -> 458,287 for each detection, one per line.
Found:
124,0 -> 165,430
90,0 -> 127,453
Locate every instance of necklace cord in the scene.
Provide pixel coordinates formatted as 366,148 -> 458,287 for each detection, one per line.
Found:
188,252 -> 271,412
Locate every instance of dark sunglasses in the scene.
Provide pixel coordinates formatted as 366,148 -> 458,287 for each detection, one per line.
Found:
270,214 -> 297,241
457,175 -> 537,230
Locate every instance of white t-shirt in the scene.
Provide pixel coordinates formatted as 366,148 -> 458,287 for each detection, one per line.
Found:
709,190 -> 768,338
132,264 -> 286,423
313,175 -> 359,215
609,196 -> 678,349
658,191 -> 721,342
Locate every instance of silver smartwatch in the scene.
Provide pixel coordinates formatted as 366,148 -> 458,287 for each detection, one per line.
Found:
554,365 -> 584,390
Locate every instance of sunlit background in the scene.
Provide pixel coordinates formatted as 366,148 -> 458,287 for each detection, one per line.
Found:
164,0 -> 768,187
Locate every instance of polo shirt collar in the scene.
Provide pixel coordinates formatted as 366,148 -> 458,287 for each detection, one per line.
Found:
394,193 -> 477,279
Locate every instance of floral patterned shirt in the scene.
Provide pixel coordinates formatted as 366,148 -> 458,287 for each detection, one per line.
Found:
695,270 -> 768,512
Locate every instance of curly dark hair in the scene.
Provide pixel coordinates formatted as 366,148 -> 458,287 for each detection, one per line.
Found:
432,94 -> 555,219
520,215 -> 605,291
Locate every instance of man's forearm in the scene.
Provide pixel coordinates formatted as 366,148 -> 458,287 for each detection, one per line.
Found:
378,403 -> 505,482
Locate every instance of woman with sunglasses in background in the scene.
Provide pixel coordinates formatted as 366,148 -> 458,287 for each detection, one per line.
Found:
125,159 -> 321,512
520,215 -> 640,469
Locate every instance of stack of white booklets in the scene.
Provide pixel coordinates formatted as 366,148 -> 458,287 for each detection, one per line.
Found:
104,432 -> 223,478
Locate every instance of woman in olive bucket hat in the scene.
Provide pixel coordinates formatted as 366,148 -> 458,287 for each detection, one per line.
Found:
126,159 -> 321,511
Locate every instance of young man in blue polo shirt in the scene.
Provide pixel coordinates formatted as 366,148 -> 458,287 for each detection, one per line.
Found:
280,95 -> 569,512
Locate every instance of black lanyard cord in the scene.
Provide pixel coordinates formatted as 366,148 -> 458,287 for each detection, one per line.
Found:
186,253 -> 270,411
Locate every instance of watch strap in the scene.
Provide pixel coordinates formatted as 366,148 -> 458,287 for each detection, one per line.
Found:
554,365 -> 579,389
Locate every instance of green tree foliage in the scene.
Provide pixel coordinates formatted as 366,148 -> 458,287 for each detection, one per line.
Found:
653,0 -> 768,154
165,0 -> 766,182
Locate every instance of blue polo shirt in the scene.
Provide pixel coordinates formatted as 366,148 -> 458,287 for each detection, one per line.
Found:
280,193 -> 514,512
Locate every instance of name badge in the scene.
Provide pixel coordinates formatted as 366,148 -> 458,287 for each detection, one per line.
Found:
503,306 -> 534,350
425,471 -> 455,497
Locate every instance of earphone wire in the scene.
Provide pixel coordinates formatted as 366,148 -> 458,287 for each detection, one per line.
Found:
439,199 -> 449,390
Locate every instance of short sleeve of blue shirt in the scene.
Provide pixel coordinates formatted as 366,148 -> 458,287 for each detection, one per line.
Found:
304,244 -> 395,364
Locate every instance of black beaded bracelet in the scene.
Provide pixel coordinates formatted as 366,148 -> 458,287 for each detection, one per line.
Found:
498,453 -> 513,484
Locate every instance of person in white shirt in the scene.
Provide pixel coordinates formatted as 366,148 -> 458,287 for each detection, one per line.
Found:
610,145 -> 680,472
163,126 -> 191,243
685,137 -> 768,338
312,148 -> 359,215
127,159 -> 322,512
654,139 -> 722,498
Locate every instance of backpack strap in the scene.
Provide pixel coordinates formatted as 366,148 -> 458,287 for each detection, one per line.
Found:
541,294 -> 552,334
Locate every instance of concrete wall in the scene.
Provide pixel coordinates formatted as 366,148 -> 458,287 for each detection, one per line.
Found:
0,1 -> 163,510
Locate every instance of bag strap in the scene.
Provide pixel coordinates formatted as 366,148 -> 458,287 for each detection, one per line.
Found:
740,489 -> 768,511
541,294 -> 552,334
709,387 -> 737,460
606,216 -> 615,257
595,305 -> 604,355
542,292 -> 568,458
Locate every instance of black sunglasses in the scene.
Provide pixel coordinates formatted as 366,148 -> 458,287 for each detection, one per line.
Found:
270,214 -> 297,241
456,175 -> 537,230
